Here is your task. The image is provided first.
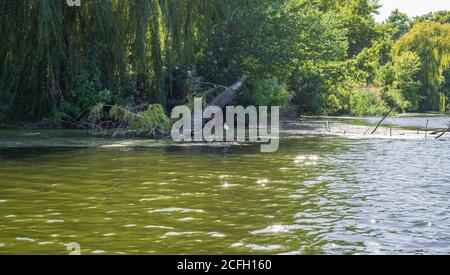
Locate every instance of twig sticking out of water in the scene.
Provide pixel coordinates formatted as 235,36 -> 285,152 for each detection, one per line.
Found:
418,119 -> 430,137
370,106 -> 397,135
326,120 -> 331,132
435,124 -> 450,139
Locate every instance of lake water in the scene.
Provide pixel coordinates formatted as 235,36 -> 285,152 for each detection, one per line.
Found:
0,116 -> 449,254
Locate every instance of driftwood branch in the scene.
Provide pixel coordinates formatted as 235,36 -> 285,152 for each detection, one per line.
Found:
370,106 -> 397,135
435,124 -> 450,139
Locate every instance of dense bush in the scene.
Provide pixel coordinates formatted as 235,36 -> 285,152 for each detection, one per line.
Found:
349,88 -> 389,116
245,78 -> 292,107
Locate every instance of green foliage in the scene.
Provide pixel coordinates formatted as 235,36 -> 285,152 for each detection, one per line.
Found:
352,38 -> 394,83
393,22 -> 450,111
324,94 -> 345,115
348,88 -> 389,116
392,51 -> 422,111
317,0 -> 381,57
44,86 -> 114,125
88,103 -> 171,135
393,52 -> 422,83
414,11 -> 450,24
1,0 -> 450,126
384,89 -> 411,111
201,0 -> 348,85
42,111 -> 72,125
108,105 -> 134,123
289,66 -> 328,114
129,105 -> 171,133
375,63 -> 396,90
372,51 -> 422,112
250,78 -> 292,107
385,9 -> 411,41
0,0 -> 223,122
440,93 -> 447,113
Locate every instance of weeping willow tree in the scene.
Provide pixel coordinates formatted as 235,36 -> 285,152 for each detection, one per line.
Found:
0,0 -> 227,123
393,22 -> 450,111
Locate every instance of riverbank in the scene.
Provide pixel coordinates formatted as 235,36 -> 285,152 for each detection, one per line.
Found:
1,115 -> 449,151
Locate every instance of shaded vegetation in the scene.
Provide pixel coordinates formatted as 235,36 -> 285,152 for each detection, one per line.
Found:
0,0 -> 449,130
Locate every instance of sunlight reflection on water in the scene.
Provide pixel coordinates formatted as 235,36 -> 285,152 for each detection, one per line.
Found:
0,120 -> 450,254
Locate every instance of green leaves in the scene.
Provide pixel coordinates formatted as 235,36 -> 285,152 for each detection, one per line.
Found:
1,0 -> 449,123
393,22 -> 450,111
252,78 -> 292,107
88,103 -> 171,135
0,0 -> 224,122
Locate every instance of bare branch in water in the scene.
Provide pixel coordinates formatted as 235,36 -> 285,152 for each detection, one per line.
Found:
435,124 -> 450,139
370,106 -> 397,135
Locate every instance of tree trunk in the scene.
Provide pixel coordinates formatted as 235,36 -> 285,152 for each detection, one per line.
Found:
207,75 -> 248,108
192,75 -> 248,132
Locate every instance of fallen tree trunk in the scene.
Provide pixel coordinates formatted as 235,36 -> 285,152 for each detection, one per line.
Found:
192,75 -> 248,131
86,75 -> 248,138
207,75 -> 248,108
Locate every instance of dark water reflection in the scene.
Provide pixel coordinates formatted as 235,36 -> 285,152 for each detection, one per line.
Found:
0,130 -> 449,254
